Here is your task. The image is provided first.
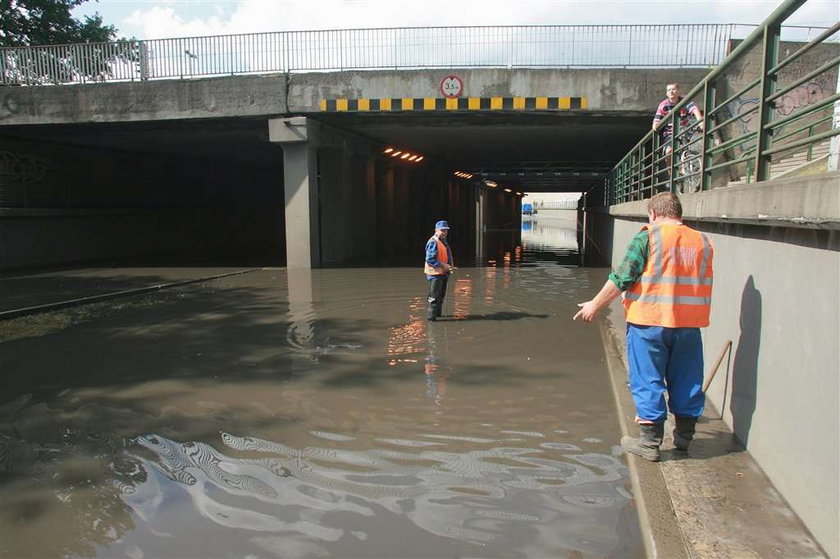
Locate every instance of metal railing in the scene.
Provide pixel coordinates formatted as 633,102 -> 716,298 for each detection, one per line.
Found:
0,24 -> 740,86
607,1 -> 840,204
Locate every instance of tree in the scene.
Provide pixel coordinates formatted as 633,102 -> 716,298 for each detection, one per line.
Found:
0,0 -> 137,85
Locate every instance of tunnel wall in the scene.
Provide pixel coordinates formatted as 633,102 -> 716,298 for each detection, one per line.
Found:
0,137 -> 285,271
604,173 -> 840,557
316,144 -> 489,268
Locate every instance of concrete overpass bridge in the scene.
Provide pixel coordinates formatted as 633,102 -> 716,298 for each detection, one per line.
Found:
0,62 -> 710,268
0,5 -> 839,554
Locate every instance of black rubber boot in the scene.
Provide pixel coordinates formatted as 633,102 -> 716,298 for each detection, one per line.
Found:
673,416 -> 698,452
621,423 -> 664,462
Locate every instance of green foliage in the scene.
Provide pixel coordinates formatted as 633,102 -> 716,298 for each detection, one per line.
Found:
0,0 -> 117,47
0,0 -> 139,84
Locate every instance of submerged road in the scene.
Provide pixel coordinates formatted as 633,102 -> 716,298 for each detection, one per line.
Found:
0,216 -> 646,557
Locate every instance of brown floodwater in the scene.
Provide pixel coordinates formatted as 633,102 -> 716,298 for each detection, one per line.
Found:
0,215 -> 643,558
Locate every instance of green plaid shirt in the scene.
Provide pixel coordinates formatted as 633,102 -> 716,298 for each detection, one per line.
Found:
608,231 -> 649,291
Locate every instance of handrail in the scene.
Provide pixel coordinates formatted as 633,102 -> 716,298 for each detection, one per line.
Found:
0,23 -> 740,86
606,0 -> 839,204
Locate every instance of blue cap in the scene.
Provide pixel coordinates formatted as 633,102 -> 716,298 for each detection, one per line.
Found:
435,220 -> 450,230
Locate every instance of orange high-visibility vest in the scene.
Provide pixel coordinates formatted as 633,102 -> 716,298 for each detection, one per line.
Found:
624,223 -> 713,328
423,236 -> 449,276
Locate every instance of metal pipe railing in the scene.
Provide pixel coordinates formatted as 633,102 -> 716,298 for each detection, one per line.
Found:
0,24 -> 738,86
607,0 -> 839,203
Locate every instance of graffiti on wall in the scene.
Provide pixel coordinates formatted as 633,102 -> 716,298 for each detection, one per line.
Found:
728,76 -> 833,154
0,150 -> 48,182
0,150 -> 49,206
774,81 -> 825,116
0,95 -> 20,120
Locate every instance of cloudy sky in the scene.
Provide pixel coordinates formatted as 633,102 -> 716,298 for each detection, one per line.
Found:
74,0 -> 838,41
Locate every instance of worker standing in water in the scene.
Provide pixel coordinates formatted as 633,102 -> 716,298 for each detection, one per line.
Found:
424,220 -> 453,321
573,192 -> 713,461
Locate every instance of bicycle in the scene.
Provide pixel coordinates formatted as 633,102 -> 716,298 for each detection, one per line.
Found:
678,147 -> 701,194
672,125 -> 703,194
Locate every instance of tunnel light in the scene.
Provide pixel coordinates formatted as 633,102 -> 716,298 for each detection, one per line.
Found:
454,171 -> 474,179
516,192 -> 523,196
504,188 -> 512,193
383,147 -> 425,164
485,181 -> 498,188
414,156 -> 424,162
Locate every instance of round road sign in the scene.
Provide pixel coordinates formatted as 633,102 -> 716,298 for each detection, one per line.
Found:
439,75 -> 464,98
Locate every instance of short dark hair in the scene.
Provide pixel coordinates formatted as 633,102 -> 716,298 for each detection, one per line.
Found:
648,192 -> 682,218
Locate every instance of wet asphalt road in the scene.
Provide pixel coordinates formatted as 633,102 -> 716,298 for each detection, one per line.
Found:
0,216 -> 643,558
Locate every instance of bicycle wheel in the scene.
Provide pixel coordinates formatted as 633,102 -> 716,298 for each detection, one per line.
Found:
679,151 -> 701,193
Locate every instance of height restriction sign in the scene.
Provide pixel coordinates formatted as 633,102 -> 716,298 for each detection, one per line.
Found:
439,75 -> 463,98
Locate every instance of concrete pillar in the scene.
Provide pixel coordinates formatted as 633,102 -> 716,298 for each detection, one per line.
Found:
268,117 -> 320,268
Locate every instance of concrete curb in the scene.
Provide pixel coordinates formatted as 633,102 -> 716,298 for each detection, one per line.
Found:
598,310 -> 689,559
0,268 -> 261,320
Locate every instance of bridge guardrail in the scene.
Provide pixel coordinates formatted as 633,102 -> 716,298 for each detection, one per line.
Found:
607,0 -> 839,204
0,24 -> 742,86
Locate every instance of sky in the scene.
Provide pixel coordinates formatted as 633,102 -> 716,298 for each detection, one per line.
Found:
73,0 -> 839,41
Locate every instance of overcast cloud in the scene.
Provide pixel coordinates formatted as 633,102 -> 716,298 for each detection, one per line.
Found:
73,0 -> 838,41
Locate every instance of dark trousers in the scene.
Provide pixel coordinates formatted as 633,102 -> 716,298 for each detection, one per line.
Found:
427,275 -> 449,320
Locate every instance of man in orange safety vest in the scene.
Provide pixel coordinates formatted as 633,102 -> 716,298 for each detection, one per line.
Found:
424,220 -> 453,321
573,192 -> 713,461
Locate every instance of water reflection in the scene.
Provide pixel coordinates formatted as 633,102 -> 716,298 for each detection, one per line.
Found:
424,322 -> 449,405
0,233 -> 641,557
521,212 -> 581,266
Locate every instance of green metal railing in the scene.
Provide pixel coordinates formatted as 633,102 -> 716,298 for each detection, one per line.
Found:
607,0 -> 839,204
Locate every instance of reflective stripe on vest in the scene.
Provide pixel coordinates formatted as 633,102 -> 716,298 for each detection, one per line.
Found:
423,237 -> 449,275
624,223 -> 713,328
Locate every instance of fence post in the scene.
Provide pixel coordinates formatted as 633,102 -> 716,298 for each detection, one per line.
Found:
754,22 -> 780,182
702,79 -> 714,191
669,112 -> 679,193
138,41 -> 149,80
0,49 -> 7,86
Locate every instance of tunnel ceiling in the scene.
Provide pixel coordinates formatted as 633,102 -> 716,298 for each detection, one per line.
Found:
1,111 -> 650,194
318,112 -> 651,193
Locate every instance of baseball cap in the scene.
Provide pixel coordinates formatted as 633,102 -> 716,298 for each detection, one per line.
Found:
435,220 -> 451,230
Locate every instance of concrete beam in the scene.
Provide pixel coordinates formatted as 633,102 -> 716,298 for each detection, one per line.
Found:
610,172 -> 840,229
0,75 -> 287,125
287,68 -> 710,113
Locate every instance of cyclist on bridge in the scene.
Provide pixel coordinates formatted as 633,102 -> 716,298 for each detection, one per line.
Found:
653,83 -> 705,175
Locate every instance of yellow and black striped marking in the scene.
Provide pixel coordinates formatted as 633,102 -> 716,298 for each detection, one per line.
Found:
320,97 -> 587,112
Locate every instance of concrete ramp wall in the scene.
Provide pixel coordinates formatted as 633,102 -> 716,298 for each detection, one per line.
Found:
606,172 -> 840,557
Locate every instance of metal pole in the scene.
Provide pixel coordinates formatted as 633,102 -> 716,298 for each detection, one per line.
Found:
702,79 -> 715,191
755,23 -> 780,182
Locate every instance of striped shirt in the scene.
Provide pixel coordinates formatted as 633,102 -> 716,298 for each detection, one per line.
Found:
653,96 -> 698,137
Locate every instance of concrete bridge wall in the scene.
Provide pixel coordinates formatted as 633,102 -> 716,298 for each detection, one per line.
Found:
287,68 -> 709,113
0,75 -> 289,125
604,173 -> 840,557
0,68 -> 710,126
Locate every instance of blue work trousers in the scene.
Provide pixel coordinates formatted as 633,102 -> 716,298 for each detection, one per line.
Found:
626,323 -> 705,423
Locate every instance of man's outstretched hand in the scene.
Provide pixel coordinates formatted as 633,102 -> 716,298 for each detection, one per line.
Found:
573,301 -> 599,322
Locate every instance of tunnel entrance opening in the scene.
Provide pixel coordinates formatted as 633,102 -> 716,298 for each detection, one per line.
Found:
0,117 -> 287,273
314,111 -> 647,269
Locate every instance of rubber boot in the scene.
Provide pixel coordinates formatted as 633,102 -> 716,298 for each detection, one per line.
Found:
621,423 -> 664,462
672,415 -> 697,452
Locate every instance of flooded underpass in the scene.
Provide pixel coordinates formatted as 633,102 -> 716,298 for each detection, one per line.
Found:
0,214 -> 644,558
